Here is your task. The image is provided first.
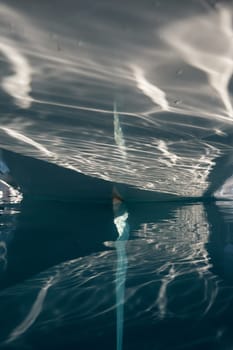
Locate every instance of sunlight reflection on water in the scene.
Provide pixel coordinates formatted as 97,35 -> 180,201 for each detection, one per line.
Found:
0,1 -> 232,198
0,201 -> 231,349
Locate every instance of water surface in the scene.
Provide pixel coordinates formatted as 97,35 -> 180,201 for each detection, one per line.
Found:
0,198 -> 233,349
0,1 -> 233,349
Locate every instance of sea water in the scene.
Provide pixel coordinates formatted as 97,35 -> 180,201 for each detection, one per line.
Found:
0,197 -> 233,349
0,0 -> 233,349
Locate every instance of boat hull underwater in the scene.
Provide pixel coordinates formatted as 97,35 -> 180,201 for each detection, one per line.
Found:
0,1 -> 233,202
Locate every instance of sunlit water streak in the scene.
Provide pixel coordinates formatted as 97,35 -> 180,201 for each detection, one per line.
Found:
5,275 -> 56,344
114,102 -> 127,162
113,199 -> 129,350
0,40 -> 32,109
161,5 -> 233,118
113,101 -> 129,350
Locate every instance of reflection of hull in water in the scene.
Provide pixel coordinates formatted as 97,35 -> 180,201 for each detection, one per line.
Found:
0,171 -> 22,279
0,247 -> 215,348
0,201 -> 229,350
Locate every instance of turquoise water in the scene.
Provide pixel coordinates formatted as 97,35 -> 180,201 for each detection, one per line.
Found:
0,198 -> 233,349
0,0 -> 233,349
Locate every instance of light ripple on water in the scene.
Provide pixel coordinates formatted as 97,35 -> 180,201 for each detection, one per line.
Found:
0,202 -> 231,349
0,2 -> 232,197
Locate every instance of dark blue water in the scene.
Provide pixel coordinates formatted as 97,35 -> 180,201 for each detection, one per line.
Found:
1,1 -> 233,349
0,197 -> 233,350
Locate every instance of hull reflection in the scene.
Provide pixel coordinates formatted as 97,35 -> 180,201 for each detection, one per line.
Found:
0,201 -> 231,349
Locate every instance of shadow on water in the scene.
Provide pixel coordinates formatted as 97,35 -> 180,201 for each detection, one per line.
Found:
1,199 -> 233,349
1,197 -> 117,289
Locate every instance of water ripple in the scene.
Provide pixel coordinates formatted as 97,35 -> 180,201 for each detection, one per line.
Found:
0,2 -> 232,198
0,202 -> 231,349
